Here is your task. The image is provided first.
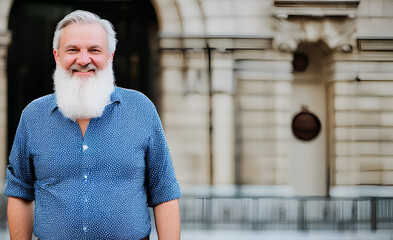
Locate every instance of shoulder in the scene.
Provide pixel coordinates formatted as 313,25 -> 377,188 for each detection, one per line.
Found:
115,87 -> 156,110
21,93 -> 56,119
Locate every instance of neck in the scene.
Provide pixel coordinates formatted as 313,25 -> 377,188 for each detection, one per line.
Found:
77,118 -> 91,137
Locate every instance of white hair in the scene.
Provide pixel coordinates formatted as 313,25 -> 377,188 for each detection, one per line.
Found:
53,10 -> 117,54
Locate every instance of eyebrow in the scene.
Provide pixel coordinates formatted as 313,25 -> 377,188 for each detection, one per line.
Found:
63,44 -> 105,49
89,45 -> 105,49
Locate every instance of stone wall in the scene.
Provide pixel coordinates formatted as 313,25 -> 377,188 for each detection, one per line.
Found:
1,0 -> 393,195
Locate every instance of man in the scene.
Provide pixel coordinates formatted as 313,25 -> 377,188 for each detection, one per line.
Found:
4,10 -> 181,240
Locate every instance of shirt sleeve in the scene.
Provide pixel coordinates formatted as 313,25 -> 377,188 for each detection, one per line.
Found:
145,107 -> 181,207
4,112 -> 35,201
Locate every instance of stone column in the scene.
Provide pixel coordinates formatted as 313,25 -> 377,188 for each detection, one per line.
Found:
211,51 -> 236,185
0,32 -> 11,188
0,0 -> 13,188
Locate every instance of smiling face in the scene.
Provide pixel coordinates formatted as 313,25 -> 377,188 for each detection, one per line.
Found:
53,23 -> 114,78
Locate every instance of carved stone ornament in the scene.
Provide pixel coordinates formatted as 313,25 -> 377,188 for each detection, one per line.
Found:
272,17 -> 357,53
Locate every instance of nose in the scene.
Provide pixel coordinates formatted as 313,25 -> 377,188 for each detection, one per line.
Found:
76,50 -> 92,66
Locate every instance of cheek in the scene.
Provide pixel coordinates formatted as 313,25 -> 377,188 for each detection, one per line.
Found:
58,56 -> 76,70
93,57 -> 110,69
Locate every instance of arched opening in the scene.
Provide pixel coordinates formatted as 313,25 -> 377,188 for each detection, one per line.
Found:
7,0 -> 159,154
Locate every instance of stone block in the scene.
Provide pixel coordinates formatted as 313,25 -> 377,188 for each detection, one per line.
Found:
236,70 -> 293,81
335,142 -> 380,156
177,0 -> 201,19
212,69 -> 234,93
160,51 -> 184,67
276,156 -> 289,171
333,61 -> 393,73
238,80 -> 275,95
238,110 -> 291,126
238,95 -> 275,111
236,60 -> 292,72
237,80 -> 292,95
335,157 -> 357,172
201,0 -> 234,17
240,125 -> 290,141
163,111 -> 209,128
275,170 -> 289,185
162,93 -> 210,112
335,172 -> 358,185
183,18 -> 204,34
381,113 -> 393,127
382,158 -> 393,170
335,127 -> 389,141
206,18 -> 234,35
382,171 -> 393,185
334,81 -> 393,97
233,0 -> 272,17
357,18 -> 393,38
275,96 -> 291,110
242,167 -> 276,185
335,112 -> 380,126
335,96 -> 381,111
241,140 -> 284,157
235,17 -> 273,35
185,55 -> 207,68
161,93 -> 185,111
359,157 -> 382,171
162,69 -> 184,93
211,55 -> 233,69
381,142 -> 393,155
359,171 -> 381,185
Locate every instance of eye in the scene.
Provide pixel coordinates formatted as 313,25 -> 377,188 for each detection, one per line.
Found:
90,49 -> 102,53
66,49 -> 78,53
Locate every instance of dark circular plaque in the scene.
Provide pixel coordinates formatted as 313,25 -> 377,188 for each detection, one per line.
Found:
291,108 -> 321,141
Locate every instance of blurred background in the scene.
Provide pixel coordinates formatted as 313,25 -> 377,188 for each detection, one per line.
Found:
0,0 -> 393,239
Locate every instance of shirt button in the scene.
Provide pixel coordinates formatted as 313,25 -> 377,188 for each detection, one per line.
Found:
83,226 -> 87,232
83,145 -> 89,151
83,174 -> 88,181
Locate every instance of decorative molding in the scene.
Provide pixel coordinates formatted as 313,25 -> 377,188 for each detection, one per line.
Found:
357,37 -> 393,51
159,34 -> 273,50
272,18 -> 357,52
274,0 -> 360,6
273,0 -> 360,18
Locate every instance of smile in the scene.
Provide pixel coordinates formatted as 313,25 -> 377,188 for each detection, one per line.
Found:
73,69 -> 95,73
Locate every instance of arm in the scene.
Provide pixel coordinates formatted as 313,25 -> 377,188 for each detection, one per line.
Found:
153,199 -> 180,240
7,197 -> 34,240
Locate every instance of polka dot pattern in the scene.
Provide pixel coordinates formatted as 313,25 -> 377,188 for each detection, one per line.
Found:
4,87 -> 182,239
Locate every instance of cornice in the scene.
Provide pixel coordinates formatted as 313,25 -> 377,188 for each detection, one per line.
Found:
158,34 -> 273,50
357,37 -> 393,52
273,0 -> 360,18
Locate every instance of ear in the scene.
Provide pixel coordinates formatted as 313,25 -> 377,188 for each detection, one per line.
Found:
109,52 -> 114,62
53,49 -> 59,65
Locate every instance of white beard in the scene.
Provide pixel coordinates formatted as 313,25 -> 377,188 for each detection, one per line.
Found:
53,62 -> 115,121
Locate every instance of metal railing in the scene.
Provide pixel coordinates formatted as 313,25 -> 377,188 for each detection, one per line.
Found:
179,196 -> 393,231
0,193 -> 392,232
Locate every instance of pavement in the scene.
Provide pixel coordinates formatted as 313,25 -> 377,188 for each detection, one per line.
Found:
0,228 -> 392,240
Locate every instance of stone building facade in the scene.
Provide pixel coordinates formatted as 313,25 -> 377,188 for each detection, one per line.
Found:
0,0 -> 392,196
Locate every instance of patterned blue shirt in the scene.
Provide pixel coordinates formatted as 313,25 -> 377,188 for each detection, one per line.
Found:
4,87 -> 181,240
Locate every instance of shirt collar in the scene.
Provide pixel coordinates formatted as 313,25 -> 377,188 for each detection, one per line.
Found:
49,86 -> 122,115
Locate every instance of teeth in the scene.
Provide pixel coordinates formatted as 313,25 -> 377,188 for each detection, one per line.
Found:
75,69 -> 93,73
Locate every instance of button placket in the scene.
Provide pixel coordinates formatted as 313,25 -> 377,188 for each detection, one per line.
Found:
81,141 -> 90,236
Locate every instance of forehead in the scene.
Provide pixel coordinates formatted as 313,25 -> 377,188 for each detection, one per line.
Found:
59,23 -> 108,48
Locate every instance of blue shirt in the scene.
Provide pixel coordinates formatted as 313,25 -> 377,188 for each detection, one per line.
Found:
4,87 -> 181,240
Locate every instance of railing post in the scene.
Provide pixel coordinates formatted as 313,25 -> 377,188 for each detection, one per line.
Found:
298,198 -> 307,231
371,198 -> 377,231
